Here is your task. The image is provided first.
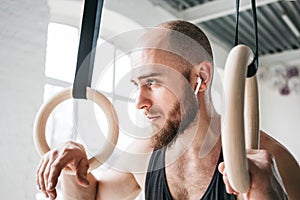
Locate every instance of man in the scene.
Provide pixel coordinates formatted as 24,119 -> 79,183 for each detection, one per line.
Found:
36,20 -> 299,200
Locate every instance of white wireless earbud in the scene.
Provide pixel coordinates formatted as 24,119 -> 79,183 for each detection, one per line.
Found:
194,77 -> 202,95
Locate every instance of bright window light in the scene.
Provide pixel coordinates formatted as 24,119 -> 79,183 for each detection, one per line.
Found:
45,23 -> 79,83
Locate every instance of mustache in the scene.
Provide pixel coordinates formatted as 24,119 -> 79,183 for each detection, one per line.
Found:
144,104 -> 164,116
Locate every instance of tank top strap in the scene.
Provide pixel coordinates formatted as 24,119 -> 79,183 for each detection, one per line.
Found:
145,148 -> 173,200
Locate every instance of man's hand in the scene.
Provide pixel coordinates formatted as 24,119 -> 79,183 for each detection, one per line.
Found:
218,149 -> 288,200
36,141 -> 90,199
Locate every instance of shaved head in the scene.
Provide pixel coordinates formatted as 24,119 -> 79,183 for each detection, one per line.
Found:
158,20 -> 213,61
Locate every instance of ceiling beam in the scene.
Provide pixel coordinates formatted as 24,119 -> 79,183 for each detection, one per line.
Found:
149,0 -> 179,17
180,0 -> 280,23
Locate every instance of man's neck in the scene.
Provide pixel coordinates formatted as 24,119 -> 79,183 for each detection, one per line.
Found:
164,115 -> 222,200
165,113 -> 222,167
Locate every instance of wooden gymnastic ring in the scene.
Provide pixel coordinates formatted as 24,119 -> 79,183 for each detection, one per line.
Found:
33,87 -> 119,173
222,45 -> 259,193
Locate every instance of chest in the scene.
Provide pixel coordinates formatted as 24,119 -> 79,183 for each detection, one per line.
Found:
165,160 -> 217,200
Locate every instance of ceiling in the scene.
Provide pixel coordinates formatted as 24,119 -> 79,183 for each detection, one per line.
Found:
151,0 -> 300,56
47,0 -> 300,64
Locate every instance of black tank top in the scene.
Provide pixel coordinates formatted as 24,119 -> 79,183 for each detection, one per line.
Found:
145,148 -> 236,200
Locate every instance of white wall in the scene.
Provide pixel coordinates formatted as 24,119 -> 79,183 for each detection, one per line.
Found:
0,0 -> 49,199
259,82 -> 300,161
259,51 -> 300,161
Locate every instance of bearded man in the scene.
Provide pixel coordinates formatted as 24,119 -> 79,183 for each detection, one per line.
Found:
36,20 -> 299,200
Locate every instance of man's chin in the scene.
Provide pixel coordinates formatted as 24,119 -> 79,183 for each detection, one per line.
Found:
151,124 -> 163,135
150,119 -> 166,132
150,119 -> 181,149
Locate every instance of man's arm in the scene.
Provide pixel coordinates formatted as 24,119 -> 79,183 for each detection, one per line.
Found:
61,173 -> 98,200
36,141 -> 142,200
96,170 -> 141,199
61,170 -> 141,200
219,149 -> 288,200
260,131 -> 300,200
218,131 -> 299,200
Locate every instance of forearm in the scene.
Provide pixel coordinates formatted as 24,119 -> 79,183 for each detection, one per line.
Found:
61,173 -> 98,200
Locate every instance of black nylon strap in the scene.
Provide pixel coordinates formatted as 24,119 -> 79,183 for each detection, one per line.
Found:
72,0 -> 104,99
235,0 -> 259,77
234,0 -> 240,46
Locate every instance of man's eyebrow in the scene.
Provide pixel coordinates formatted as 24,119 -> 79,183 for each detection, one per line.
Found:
130,72 -> 162,83
136,72 -> 162,80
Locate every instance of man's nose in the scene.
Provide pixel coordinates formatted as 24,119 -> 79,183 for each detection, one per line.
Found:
135,86 -> 152,110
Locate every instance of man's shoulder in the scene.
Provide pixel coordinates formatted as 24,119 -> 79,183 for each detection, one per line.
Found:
259,130 -> 298,164
125,138 -> 154,154
117,138 -> 154,174
123,139 -> 154,189
259,131 -> 300,200
260,131 -> 288,154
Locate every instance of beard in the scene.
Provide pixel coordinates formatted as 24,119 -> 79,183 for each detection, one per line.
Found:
151,87 -> 198,149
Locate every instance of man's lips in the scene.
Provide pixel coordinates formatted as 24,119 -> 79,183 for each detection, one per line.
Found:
146,115 -> 161,122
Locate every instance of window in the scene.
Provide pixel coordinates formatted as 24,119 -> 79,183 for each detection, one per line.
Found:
43,23 -> 78,149
36,22 -> 145,200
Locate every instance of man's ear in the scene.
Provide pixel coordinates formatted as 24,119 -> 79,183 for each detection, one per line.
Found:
195,61 -> 213,92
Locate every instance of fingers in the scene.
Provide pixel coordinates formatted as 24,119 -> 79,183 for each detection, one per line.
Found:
36,142 -> 89,199
218,162 -> 238,195
47,159 -> 64,192
76,158 -> 90,187
44,151 -> 58,190
36,151 -> 60,199
218,162 -> 225,174
36,157 -> 50,198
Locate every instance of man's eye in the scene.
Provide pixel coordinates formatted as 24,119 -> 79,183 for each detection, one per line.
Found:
131,81 -> 138,88
146,79 -> 157,86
